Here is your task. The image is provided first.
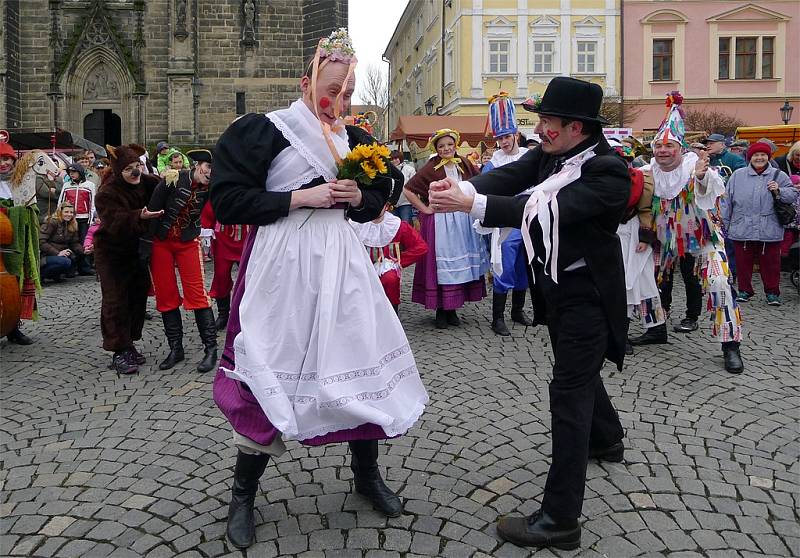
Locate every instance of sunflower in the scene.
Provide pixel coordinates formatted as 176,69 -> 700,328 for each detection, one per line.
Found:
360,161 -> 377,180
370,155 -> 388,175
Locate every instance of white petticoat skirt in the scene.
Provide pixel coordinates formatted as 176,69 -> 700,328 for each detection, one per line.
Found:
618,219 -> 665,328
229,208 -> 429,441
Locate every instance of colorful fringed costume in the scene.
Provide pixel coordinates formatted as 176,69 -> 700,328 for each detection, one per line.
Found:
643,91 -> 742,343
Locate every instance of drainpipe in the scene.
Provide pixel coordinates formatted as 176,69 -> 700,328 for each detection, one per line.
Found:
619,0 -> 625,128
382,54 -> 391,142
436,0 -> 447,115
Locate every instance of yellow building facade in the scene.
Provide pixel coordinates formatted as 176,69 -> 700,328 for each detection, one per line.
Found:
384,0 -> 621,138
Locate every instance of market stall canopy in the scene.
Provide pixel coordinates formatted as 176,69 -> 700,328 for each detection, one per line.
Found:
7,128 -> 107,156
736,125 -> 799,157
389,115 -> 495,148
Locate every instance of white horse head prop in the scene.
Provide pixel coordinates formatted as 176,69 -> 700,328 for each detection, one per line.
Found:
9,150 -> 60,208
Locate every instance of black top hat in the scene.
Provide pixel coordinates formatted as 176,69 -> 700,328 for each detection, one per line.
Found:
186,149 -> 213,164
522,77 -> 609,125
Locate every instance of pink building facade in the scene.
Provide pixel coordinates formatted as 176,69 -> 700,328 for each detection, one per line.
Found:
622,1 -> 800,132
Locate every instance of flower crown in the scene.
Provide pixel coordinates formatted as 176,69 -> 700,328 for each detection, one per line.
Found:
318,28 -> 356,63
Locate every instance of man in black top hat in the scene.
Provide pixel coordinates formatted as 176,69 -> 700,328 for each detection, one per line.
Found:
430,77 -> 629,550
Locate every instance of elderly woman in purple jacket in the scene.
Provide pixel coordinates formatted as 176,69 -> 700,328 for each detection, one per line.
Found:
721,142 -> 797,306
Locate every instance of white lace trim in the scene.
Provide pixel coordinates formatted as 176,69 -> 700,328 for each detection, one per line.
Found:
264,99 -> 349,193
349,213 -> 401,247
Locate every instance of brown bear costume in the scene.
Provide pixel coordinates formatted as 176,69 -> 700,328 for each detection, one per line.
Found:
93,144 -> 160,375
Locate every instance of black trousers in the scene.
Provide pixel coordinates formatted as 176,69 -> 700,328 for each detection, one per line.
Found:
538,268 -> 624,521
659,254 -> 702,320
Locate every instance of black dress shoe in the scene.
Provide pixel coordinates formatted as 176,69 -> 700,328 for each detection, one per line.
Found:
673,318 -> 698,333
434,309 -> 448,329
445,310 -> 460,326
722,342 -> 744,374
496,510 -> 580,550
6,327 -> 33,345
588,441 -> 624,462
629,323 -> 668,345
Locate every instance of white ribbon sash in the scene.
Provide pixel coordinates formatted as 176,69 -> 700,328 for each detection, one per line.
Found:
521,146 -> 597,285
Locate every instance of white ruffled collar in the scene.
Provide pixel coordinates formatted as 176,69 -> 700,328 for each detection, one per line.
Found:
645,151 -> 698,200
490,147 -> 528,168
349,212 -> 401,247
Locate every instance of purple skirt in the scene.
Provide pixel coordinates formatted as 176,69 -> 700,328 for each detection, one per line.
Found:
411,212 -> 486,310
212,227 -> 391,447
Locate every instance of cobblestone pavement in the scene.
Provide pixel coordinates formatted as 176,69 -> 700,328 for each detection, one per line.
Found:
1,265 -> 798,558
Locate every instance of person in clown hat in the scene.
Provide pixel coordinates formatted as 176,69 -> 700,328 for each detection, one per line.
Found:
638,92 -> 743,374
481,92 -> 534,336
403,128 -> 489,328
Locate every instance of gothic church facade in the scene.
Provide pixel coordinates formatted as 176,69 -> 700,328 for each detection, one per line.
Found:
0,0 -> 347,148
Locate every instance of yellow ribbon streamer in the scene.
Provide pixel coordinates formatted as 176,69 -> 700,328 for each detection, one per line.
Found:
433,157 -> 462,171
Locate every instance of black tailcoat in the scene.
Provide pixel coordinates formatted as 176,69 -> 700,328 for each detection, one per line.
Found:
469,135 -> 630,369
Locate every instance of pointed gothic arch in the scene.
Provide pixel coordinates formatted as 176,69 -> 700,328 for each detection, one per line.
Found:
63,46 -> 136,146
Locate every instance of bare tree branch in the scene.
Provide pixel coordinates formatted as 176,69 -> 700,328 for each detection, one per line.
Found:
358,64 -> 388,141
683,108 -> 747,137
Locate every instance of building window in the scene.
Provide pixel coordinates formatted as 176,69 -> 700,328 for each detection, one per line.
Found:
652,39 -> 673,81
414,77 -> 423,109
235,92 -> 246,115
489,40 -> 510,73
762,37 -> 774,79
719,38 -> 730,80
444,39 -> 454,85
735,37 -> 757,79
532,41 -> 554,74
719,36 -> 775,80
576,41 -> 596,73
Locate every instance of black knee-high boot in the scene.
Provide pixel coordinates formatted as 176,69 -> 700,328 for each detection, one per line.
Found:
510,289 -> 534,326
349,440 -> 402,517
158,309 -> 184,370
194,307 -> 218,373
491,292 -> 510,336
214,295 -> 231,331
226,450 -> 269,549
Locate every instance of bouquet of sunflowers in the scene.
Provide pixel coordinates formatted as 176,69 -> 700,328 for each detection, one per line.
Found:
337,142 -> 391,185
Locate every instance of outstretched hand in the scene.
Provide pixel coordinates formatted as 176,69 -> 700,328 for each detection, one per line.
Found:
140,207 -> 164,220
428,177 -> 473,214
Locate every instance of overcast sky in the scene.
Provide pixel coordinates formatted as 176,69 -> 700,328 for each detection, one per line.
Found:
349,0 -> 409,104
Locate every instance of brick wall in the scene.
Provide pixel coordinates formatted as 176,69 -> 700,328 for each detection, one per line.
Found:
4,0 -> 348,146
4,0 -> 22,129
302,0 -> 348,64
195,0 -> 305,144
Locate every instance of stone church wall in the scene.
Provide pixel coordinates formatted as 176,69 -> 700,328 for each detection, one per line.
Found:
2,0 -> 347,149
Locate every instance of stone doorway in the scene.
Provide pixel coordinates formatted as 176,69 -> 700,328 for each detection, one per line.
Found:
83,109 -> 122,147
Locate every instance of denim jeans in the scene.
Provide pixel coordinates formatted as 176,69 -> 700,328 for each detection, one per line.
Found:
392,204 -> 414,224
41,255 -> 73,280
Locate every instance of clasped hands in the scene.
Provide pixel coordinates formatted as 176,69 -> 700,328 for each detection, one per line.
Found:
428,177 -> 474,214
291,179 -> 362,209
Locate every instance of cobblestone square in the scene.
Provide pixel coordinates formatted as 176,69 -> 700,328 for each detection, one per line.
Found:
1,268 -> 798,557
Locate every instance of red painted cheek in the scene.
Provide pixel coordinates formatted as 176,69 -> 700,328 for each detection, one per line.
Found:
319,96 -> 331,109
546,130 -> 560,142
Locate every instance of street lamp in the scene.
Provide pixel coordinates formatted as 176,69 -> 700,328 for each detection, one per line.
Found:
780,100 -> 794,125
424,97 -> 434,116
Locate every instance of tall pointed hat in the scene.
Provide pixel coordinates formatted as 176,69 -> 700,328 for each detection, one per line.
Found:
653,91 -> 686,147
487,91 -> 517,138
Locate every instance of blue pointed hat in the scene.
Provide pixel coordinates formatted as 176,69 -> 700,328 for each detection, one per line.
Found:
488,91 -> 517,138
